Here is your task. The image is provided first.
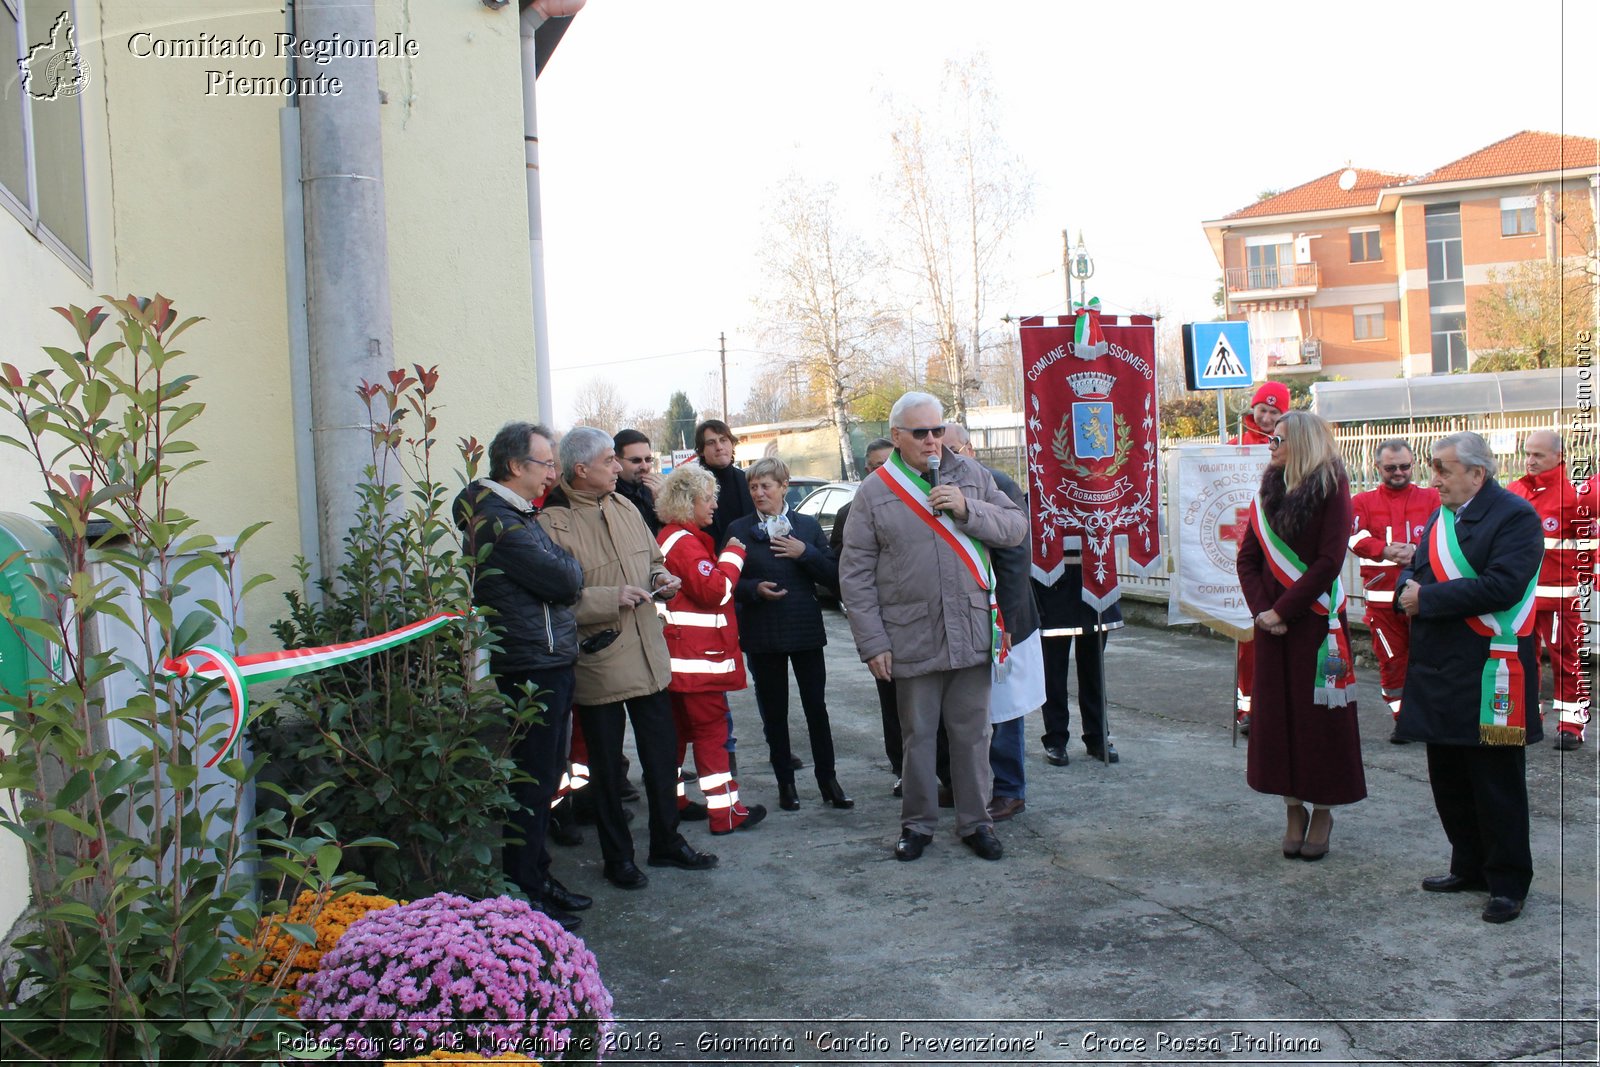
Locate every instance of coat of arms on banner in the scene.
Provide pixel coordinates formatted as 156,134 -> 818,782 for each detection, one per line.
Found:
1021,312 -> 1160,611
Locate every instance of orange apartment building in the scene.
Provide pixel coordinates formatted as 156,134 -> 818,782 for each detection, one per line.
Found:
1201,131 -> 1598,379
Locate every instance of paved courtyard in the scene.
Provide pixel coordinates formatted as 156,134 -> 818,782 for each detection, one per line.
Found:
559,608 -> 1597,1066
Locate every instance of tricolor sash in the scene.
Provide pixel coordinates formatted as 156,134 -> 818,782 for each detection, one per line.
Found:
1248,496 -> 1356,707
1428,508 -> 1537,745
876,452 -> 1006,664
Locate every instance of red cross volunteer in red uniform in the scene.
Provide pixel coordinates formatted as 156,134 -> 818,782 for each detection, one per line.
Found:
1349,438 -> 1440,740
1230,380 -> 1289,732
1507,431 -> 1593,750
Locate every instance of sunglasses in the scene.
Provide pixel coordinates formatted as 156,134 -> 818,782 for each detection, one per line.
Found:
899,425 -> 946,441
1267,435 -> 1283,447
624,456 -> 655,465
1381,463 -> 1413,473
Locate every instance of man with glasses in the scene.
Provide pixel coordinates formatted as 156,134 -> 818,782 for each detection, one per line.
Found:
453,421 -> 590,930
1349,439 -> 1440,742
839,392 -> 1026,863
614,428 -> 665,536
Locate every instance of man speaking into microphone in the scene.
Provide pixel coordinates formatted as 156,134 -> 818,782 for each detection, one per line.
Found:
838,392 -> 1026,863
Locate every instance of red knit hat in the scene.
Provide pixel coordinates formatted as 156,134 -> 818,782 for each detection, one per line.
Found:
1251,381 -> 1290,411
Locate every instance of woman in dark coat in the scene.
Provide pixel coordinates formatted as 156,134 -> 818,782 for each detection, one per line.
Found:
1236,411 -> 1365,861
725,457 -> 853,813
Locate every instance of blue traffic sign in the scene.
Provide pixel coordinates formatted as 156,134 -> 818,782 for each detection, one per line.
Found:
1183,322 -> 1253,390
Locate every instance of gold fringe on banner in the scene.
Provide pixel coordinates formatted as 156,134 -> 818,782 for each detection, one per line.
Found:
1480,724 -> 1526,747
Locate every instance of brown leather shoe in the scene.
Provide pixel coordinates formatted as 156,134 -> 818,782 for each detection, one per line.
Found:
986,796 -> 1025,821
1299,807 -> 1332,861
1282,803 -> 1308,859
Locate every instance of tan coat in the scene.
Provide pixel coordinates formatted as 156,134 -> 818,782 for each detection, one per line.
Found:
839,449 -> 1027,678
537,480 -> 673,705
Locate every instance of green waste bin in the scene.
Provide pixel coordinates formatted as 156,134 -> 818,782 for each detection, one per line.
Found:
0,512 -> 66,699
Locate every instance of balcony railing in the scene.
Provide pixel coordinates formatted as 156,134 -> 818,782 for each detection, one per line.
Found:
1225,262 -> 1319,293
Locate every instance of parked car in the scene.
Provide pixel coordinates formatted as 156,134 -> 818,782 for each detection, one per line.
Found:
792,481 -> 857,546
784,476 -> 829,511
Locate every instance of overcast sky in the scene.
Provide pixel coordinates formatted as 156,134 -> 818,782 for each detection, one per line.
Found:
536,0 -> 1599,428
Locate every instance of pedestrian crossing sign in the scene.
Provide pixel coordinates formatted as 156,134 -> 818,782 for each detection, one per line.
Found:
1183,322 -> 1253,390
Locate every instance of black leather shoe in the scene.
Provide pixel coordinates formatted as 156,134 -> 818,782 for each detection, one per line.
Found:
548,800 -> 583,847
790,754 -> 805,770
678,801 -> 708,822
537,903 -> 582,932
618,779 -> 641,803
1043,744 -> 1070,767
647,841 -> 719,871
1085,741 -> 1119,764
819,779 -> 854,809
1554,732 -> 1583,751
894,828 -> 933,861
962,825 -> 1003,860
778,783 -> 800,811
892,778 -> 902,798
1481,896 -> 1525,923
937,783 -> 954,808
1389,728 -> 1412,745
602,860 -> 648,890
542,877 -> 592,912
1422,873 -> 1488,893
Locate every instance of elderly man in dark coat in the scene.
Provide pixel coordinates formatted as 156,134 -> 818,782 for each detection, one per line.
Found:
1396,431 -> 1544,924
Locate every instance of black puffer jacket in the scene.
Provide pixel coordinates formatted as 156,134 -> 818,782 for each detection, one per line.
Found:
726,510 -> 835,654
453,480 -> 583,674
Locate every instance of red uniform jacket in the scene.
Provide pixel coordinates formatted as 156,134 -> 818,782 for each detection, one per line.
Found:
1507,464 -> 1586,609
1228,413 -> 1273,446
1348,483 -> 1440,607
657,523 -> 748,692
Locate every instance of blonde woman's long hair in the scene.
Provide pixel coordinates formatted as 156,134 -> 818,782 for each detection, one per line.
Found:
655,464 -> 715,527
1275,410 -> 1342,497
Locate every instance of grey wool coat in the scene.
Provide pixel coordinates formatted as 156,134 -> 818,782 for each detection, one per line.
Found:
838,448 -> 1027,678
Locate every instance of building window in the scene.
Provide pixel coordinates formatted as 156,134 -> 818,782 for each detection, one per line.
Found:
1424,203 -> 1464,311
1430,310 -> 1468,374
1353,304 -> 1385,341
1349,227 -> 1381,263
1,0 -> 90,275
1244,233 -> 1294,289
1500,195 -> 1537,237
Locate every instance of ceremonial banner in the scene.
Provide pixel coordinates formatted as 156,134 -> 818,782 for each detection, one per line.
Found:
1167,444 -> 1271,640
1022,312 -> 1159,611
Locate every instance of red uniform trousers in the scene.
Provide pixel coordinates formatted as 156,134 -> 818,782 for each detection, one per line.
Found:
1532,605 -> 1589,736
670,690 -> 753,833
1365,604 -> 1412,719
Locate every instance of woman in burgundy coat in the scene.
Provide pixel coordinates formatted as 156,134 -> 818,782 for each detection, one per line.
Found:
1236,411 -> 1366,861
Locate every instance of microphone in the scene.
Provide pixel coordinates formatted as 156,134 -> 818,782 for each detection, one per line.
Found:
926,453 -> 940,489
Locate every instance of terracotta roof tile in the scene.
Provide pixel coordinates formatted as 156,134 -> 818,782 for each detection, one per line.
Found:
1222,168 -> 1409,221
1407,130 -> 1600,185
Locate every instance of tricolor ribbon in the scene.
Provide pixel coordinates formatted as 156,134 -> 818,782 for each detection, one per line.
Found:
1428,508 -> 1536,745
1071,297 -> 1106,355
1249,496 -> 1356,707
876,452 -> 1007,665
163,611 -> 466,767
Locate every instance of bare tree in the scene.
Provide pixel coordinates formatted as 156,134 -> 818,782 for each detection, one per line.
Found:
756,176 -> 891,477
570,376 -> 629,432
887,55 -> 1032,423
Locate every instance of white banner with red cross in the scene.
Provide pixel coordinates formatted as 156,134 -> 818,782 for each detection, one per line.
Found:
1166,444 -> 1272,641
1021,312 -> 1160,611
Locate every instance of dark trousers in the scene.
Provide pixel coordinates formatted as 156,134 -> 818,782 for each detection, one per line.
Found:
1425,743 -> 1533,900
497,665 -> 575,892
748,649 -> 836,785
575,689 -> 684,864
1041,632 -> 1108,748
876,677 -> 902,776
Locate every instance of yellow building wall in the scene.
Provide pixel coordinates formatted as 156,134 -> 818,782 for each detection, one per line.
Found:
1,1 -> 539,934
